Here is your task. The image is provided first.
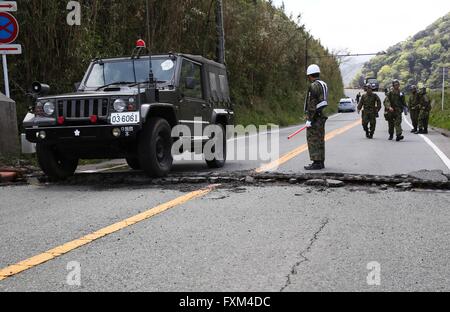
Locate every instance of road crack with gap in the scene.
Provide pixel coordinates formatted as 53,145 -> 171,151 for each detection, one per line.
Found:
280,218 -> 330,292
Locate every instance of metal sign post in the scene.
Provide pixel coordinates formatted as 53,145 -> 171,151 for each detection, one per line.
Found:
2,53 -> 8,97
0,2 -> 20,99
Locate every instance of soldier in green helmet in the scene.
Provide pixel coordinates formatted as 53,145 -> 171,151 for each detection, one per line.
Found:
384,80 -> 408,142
408,85 -> 421,133
358,84 -> 382,139
416,87 -> 431,134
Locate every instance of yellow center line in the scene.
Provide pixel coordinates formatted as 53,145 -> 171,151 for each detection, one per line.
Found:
0,184 -> 219,281
255,119 -> 361,173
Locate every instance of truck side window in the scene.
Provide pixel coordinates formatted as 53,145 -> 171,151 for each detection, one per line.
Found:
218,74 -> 229,100
209,72 -> 219,101
180,60 -> 203,99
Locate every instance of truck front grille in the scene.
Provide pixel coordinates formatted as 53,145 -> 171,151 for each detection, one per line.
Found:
57,98 -> 109,119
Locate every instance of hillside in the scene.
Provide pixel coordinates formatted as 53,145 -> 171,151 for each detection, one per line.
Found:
4,0 -> 344,128
353,12 -> 449,90
340,56 -> 372,87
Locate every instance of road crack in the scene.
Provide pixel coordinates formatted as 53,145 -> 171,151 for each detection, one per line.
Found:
280,218 -> 330,292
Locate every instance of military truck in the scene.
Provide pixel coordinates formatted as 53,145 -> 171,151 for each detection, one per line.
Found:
365,77 -> 380,92
24,52 -> 234,180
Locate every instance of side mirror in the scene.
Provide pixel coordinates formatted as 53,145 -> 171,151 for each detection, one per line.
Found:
184,77 -> 198,90
74,82 -> 81,92
31,81 -> 50,96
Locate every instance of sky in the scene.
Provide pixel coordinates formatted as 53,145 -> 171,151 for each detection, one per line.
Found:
273,0 -> 450,54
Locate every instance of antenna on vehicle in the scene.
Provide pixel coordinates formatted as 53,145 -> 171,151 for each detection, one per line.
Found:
146,0 -> 155,89
215,0 -> 225,64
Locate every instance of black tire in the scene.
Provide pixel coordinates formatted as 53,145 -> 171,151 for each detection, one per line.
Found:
126,157 -> 141,170
36,143 -> 78,181
138,117 -> 173,177
206,123 -> 227,169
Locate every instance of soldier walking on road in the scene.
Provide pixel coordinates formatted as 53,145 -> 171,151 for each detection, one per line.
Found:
384,80 -> 408,142
408,85 -> 420,133
304,64 -> 328,170
417,87 -> 431,134
358,84 -> 382,139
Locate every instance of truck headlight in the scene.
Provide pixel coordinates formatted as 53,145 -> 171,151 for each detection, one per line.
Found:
113,99 -> 127,112
43,102 -> 55,116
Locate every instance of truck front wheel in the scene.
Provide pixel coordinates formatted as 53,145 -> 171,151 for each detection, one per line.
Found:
138,117 -> 173,177
205,123 -> 227,169
126,157 -> 141,170
36,143 -> 78,181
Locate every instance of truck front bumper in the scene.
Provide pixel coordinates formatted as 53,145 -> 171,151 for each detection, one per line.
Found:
26,125 -> 141,144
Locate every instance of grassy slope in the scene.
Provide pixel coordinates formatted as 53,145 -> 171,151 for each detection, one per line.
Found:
429,90 -> 450,131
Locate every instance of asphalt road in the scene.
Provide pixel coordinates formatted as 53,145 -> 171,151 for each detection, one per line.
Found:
0,89 -> 449,292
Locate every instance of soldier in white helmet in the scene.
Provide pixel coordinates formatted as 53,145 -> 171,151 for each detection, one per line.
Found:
304,64 -> 329,170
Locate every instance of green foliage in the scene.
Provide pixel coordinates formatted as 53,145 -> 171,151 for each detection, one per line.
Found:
429,90 -> 450,131
5,0 -> 343,128
352,12 -> 449,90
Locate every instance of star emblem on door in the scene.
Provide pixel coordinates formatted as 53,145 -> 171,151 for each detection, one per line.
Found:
74,130 -> 81,137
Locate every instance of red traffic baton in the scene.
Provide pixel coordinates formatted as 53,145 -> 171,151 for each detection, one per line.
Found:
287,125 -> 308,140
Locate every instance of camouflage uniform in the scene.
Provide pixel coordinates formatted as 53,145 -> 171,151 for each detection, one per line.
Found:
408,92 -> 421,131
305,80 -> 328,162
384,90 -> 407,137
358,93 -> 382,136
418,91 -> 431,133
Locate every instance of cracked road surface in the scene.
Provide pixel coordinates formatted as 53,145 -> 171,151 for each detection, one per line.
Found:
0,90 -> 449,291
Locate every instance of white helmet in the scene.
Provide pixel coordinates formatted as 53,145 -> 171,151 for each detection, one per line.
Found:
307,64 -> 321,76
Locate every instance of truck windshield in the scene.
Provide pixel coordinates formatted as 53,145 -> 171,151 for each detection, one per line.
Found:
85,57 -> 176,88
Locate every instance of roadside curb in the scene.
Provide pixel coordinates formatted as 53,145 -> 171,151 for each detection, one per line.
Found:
431,127 -> 450,138
0,167 -> 28,184
0,171 -> 18,183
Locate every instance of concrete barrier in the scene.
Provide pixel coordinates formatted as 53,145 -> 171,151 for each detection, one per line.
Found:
0,93 -> 19,157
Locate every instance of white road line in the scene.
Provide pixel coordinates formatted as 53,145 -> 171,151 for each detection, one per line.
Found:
403,116 -> 450,170
78,164 -> 129,174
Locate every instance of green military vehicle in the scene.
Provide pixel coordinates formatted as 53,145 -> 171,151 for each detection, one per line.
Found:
24,52 -> 234,180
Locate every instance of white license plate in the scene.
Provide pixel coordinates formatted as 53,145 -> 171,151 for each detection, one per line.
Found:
111,112 -> 140,125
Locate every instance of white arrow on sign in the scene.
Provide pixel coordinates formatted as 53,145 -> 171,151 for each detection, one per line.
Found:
0,1 -> 17,12
0,44 -> 21,55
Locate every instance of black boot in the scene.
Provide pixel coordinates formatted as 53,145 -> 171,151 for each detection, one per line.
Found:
411,128 -> 417,133
304,161 -> 325,171
423,128 -> 428,134
389,134 -> 394,141
369,132 -> 374,139
396,135 -> 404,142
418,129 -> 425,134
366,131 -> 370,139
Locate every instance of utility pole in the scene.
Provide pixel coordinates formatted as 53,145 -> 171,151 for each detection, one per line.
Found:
305,36 -> 309,72
442,66 -> 446,112
215,0 -> 225,64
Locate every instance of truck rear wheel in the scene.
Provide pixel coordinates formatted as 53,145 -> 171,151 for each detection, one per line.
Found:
206,123 -> 227,169
36,143 -> 78,181
138,117 -> 173,177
